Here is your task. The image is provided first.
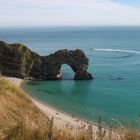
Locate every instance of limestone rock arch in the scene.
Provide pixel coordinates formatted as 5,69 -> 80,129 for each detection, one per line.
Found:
0,41 -> 93,80
40,49 -> 93,80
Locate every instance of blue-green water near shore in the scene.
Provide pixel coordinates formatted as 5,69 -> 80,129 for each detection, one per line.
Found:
1,27 -> 140,126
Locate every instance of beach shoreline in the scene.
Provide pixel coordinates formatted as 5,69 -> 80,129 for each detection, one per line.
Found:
4,76 -> 119,137
21,79 -> 99,132
6,77 -> 91,127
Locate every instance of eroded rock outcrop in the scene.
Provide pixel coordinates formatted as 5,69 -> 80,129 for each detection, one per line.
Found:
0,41 -> 42,78
0,41 -> 93,80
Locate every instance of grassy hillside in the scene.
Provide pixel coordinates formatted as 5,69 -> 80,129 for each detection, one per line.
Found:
0,78 -> 89,140
0,77 -> 140,140
0,78 -> 50,140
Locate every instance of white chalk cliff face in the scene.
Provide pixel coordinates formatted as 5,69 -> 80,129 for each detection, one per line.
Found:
0,41 -> 93,80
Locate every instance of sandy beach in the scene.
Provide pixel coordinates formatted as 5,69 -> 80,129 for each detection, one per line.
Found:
5,76 -> 119,138
5,77 -> 90,127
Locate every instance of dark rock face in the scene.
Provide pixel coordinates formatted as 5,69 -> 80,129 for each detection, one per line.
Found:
0,41 -> 93,80
0,41 -> 42,78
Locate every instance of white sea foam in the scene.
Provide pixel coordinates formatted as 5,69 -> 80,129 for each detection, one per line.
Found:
90,48 -> 140,55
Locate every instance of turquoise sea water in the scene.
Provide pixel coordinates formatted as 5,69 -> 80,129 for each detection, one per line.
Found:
1,27 -> 140,126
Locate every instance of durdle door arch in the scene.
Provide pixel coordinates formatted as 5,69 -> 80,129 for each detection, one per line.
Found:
0,41 -> 93,80
42,49 -> 93,80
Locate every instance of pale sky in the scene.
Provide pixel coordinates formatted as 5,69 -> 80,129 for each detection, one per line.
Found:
0,0 -> 140,27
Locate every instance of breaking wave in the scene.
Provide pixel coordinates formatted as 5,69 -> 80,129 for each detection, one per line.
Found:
90,48 -> 140,55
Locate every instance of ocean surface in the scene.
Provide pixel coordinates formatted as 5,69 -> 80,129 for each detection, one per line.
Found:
1,26 -> 140,126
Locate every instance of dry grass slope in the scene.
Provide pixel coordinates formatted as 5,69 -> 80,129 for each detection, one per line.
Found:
0,78 -> 50,140
0,77 -> 140,140
0,78 -> 89,140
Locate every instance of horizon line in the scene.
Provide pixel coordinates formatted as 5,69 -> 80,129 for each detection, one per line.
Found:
1,25 -> 140,29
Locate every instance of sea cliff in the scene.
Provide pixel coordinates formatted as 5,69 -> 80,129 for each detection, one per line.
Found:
0,41 -> 93,80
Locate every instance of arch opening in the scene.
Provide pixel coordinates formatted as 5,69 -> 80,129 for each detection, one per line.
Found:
60,64 -> 75,80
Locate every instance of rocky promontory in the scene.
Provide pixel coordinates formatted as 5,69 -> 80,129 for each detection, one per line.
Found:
0,41 -> 93,80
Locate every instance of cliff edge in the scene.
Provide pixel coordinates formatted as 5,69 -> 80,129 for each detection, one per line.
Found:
0,41 -> 93,80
